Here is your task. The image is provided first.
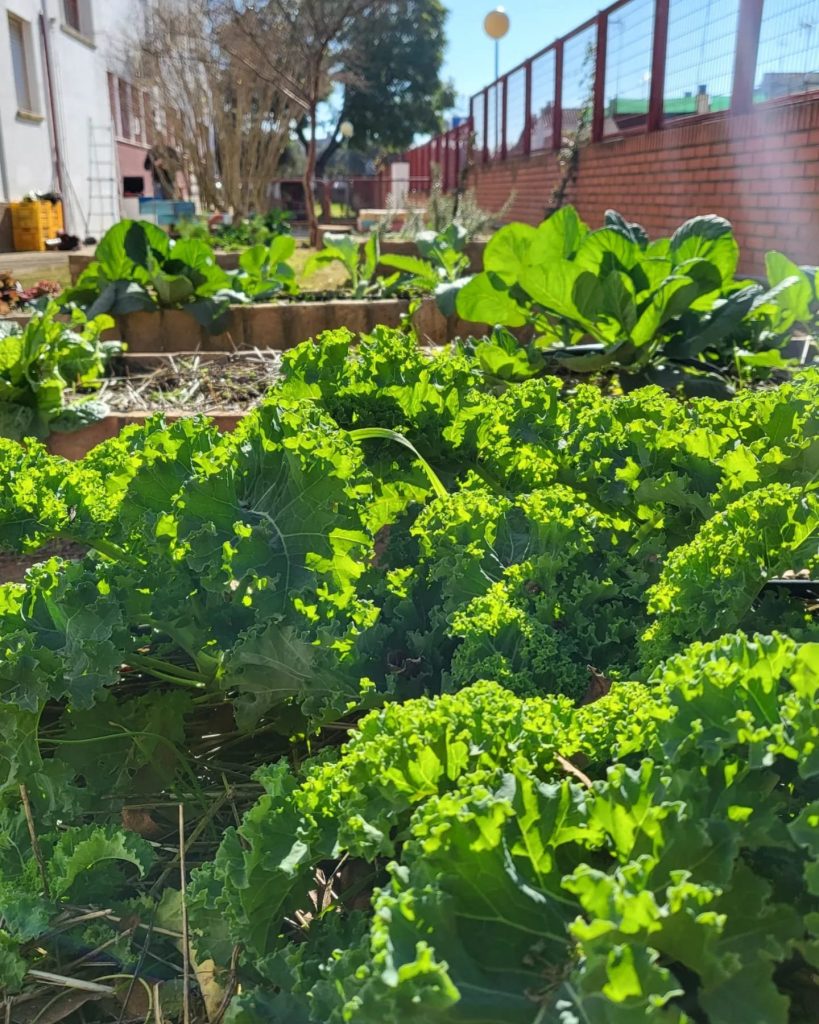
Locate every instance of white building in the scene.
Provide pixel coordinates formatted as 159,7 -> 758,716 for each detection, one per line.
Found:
0,0 -> 176,249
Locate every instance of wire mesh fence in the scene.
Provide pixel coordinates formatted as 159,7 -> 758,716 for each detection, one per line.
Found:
530,48 -> 557,152
663,0 -> 740,118
506,66 -> 528,156
604,0 -> 655,134
562,24 -> 598,140
407,0 -> 819,182
755,0 -> 819,102
455,123 -> 470,182
486,81 -> 500,158
471,91 -> 486,155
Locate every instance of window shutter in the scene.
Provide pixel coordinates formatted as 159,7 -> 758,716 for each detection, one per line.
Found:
8,17 -> 32,112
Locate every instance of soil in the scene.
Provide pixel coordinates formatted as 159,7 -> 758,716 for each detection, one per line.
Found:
70,351 -> 286,415
276,288 -> 415,302
0,540 -> 87,584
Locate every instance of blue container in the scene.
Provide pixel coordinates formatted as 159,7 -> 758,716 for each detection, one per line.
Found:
137,198 -> 196,224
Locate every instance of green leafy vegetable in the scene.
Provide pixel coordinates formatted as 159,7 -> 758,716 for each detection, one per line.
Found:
0,306 -> 118,439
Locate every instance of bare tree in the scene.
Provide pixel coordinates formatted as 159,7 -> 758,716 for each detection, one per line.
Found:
129,0 -> 302,217
218,0 -> 384,242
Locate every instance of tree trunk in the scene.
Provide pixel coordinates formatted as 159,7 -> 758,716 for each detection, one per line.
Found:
304,101 -> 320,246
314,110 -> 345,178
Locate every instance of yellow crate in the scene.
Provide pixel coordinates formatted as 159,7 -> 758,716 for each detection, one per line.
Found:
12,224 -> 47,252
10,200 -> 63,250
49,201 -> 64,234
11,201 -> 49,232
43,201 -> 63,236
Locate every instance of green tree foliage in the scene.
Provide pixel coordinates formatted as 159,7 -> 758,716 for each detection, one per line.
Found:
316,0 -> 455,172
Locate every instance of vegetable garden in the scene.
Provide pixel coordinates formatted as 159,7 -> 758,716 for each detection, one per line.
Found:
0,207 -> 817,1023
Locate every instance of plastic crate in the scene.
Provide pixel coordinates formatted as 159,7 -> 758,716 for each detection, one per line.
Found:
11,224 -> 46,252
11,201 -> 48,230
46,201 -> 63,236
10,200 -> 62,250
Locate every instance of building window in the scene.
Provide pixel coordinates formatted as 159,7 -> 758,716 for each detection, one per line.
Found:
63,0 -> 81,31
143,90 -> 154,146
123,176 -> 145,196
131,84 -> 142,142
62,0 -> 93,41
118,78 -> 132,139
107,73 -> 120,136
8,15 -> 38,114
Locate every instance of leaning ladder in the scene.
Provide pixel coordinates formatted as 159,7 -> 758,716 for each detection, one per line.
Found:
86,119 -> 121,238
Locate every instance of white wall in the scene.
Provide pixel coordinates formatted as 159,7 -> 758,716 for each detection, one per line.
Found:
0,1 -> 54,203
0,0 -> 146,239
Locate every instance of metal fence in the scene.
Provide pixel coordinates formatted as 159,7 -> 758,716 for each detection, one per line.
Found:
403,0 -> 819,182
403,121 -> 472,195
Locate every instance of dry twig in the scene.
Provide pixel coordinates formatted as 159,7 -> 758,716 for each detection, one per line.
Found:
179,804 -> 192,1024
19,785 -> 49,899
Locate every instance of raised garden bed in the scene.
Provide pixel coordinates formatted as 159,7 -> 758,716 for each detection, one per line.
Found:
47,407 -> 241,459
113,296 -> 476,351
2,298 -> 481,351
89,350 -> 285,413
49,350 -> 285,458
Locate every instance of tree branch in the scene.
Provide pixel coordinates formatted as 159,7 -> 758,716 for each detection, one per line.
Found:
315,105 -> 347,178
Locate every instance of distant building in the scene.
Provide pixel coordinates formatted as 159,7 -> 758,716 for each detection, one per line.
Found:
757,71 -> 819,101
0,0 -> 193,249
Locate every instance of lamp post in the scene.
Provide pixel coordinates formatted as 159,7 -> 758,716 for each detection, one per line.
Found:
339,120 -> 354,216
484,6 -> 510,82
483,7 -> 509,154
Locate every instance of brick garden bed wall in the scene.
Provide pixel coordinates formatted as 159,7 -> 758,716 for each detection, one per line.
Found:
469,95 -> 819,274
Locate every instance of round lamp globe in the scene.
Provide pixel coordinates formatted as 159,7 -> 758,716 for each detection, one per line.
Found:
483,7 -> 510,40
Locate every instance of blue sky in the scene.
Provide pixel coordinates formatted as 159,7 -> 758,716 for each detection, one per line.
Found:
442,1 -> 601,114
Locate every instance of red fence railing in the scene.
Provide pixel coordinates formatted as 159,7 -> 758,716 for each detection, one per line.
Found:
402,121 -> 472,195
405,0 -> 819,188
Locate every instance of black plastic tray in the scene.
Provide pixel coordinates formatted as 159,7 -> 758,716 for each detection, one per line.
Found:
762,578 -> 819,600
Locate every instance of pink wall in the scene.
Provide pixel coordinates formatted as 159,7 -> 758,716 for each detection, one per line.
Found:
117,141 -> 154,197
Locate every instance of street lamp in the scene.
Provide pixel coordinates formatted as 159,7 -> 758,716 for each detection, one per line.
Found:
484,7 -> 509,155
339,121 -> 354,215
484,6 -> 509,81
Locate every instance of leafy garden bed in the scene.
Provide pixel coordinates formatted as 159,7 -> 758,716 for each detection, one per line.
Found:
68,250 -> 242,285
30,221 -> 477,353
0,327 -> 816,1022
453,208 -> 819,395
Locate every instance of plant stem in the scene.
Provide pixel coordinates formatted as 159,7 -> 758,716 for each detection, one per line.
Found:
126,653 -> 207,689
350,428 -> 447,500
129,652 -> 206,682
88,537 -> 130,562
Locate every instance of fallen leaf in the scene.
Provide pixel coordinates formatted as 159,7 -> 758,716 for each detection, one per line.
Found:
580,664 -> 611,705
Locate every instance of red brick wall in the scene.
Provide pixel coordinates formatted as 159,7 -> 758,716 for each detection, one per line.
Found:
468,94 -> 819,273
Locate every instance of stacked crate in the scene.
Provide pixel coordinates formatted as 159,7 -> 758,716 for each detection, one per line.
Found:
10,200 -> 64,252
